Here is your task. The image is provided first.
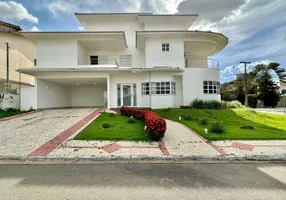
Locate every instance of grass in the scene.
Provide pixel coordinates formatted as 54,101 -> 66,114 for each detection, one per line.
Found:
153,108 -> 286,140
74,112 -> 151,141
0,109 -> 29,119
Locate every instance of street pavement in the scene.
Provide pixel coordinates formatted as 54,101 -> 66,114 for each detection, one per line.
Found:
0,163 -> 285,200
255,107 -> 286,115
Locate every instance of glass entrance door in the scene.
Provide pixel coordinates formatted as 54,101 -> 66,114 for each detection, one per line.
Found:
121,84 -> 133,106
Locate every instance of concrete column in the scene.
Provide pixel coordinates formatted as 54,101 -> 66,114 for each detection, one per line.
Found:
107,75 -> 110,109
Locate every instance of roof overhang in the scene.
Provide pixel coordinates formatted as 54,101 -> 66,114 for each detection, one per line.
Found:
136,30 -> 228,56
20,31 -> 128,49
17,67 -> 184,76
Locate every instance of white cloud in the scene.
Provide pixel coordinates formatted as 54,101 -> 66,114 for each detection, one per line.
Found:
78,26 -> 85,31
0,1 -> 38,23
30,26 -> 40,31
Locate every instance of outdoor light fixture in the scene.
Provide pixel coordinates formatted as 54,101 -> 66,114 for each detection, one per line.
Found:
46,84 -> 49,89
69,90 -> 72,93
76,83 -> 79,85
94,82 -> 97,85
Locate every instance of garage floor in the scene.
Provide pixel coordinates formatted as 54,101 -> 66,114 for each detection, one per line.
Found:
0,109 -> 97,157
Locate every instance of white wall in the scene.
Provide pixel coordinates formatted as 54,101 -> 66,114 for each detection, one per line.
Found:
77,42 -> 87,65
84,19 -> 145,68
71,85 -> 106,107
37,79 -> 71,109
144,21 -> 187,30
20,87 -> 37,110
145,38 -> 185,68
109,72 -> 179,109
182,68 -> 221,105
0,94 -> 19,110
37,39 -> 77,68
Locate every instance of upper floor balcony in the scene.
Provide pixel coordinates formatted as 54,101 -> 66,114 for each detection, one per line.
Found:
185,58 -> 220,70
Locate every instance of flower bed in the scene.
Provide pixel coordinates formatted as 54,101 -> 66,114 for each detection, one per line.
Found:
120,107 -> 167,141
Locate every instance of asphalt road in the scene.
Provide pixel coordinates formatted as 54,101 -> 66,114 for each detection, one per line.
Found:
0,163 -> 285,200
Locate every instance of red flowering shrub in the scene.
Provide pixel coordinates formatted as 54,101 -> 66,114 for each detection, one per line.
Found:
120,106 -> 166,141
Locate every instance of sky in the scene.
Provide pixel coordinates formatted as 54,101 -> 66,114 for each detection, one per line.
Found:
0,0 -> 285,83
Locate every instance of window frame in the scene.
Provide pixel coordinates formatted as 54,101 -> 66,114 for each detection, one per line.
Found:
119,55 -> 132,67
203,81 -> 220,94
162,43 -> 170,52
141,81 -> 176,96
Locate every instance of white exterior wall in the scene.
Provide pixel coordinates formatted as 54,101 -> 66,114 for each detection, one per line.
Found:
144,21 -> 187,30
71,85 -> 106,107
145,38 -> 185,68
85,19 -> 145,68
20,87 -> 37,110
109,72 -> 178,109
37,79 -> 71,109
0,94 -> 20,110
37,39 -> 77,68
182,68 -> 221,105
77,42 -> 87,65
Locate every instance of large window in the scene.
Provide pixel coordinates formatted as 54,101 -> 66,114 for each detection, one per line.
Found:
142,82 -> 176,95
203,81 -> 220,94
162,43 -> 170,52
120,55 -> 132,67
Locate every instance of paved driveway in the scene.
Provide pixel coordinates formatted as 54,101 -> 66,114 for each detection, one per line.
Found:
0,109 -> 97,157
255,108 -> 286,115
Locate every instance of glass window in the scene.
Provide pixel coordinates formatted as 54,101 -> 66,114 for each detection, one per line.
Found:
141,82 -> 176,95
133,84 -> 137,106
162,43 -> 170,52
203,81 -> 220,94
120,55 -> 132,67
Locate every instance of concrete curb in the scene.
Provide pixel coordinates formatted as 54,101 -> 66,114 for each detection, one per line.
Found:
0,154 -> 286,164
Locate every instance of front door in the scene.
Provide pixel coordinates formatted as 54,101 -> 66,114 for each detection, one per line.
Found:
121,84 -> 133,106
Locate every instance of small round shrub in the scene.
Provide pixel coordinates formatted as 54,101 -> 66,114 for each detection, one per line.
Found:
240,125 -> 254,130
102,122 -> 111,129
190,99 -> 204,109
107,113 -> 115,118
223,101 -> 242,108
128,117 -> 136,124
162,107 -> 171,112
182,114 -> 192,121
211,122 -> 225,133
200,118 -> 208,125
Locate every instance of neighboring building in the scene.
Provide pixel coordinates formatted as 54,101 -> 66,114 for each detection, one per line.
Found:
17,13 -> 228,110
0,21 -> 35,93
278,82 -> 286,107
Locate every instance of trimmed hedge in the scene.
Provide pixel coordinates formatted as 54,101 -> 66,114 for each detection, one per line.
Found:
120,107 -> 167,141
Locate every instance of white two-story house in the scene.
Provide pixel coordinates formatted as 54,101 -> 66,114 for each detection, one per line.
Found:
17,13 -> 228,110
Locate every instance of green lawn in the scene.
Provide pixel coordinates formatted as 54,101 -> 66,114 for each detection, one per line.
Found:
74,112 -> 151,141
0,109 -> 29,119
154,108 -> 286,140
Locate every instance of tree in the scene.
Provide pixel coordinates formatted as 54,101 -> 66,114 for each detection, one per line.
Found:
256,72 -> 280,107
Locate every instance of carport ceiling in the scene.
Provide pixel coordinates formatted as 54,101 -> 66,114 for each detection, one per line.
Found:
41,78 -> 107,86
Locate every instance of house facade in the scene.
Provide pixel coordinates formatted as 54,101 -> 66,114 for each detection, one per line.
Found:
0,21 -> 35,93
17,13 -> 228,110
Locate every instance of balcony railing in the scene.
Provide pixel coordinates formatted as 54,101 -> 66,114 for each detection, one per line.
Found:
78,58 -> 119,67
185,58 -> 220,70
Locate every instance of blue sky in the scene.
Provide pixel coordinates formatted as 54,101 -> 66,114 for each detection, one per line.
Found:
1,0 -> 285,83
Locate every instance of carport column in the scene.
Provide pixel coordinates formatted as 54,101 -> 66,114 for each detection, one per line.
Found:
107,75 -> 110,109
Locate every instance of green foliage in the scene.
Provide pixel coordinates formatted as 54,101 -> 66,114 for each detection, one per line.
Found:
75,112 -> 150,141
256,72 -> 280,107
248,94 -> 258,108
190,99 -> 222,109
154,108 -> 286,140
190,99 -> 205,109
211,122 -> 225,133
221,101 -> 243,109
240,125 -> 254,130
102,122 -> 111,129
182,114 -> 192,121
200,118 -> 208,125
162,107 -> 171,112
128,117 -> 136,124
107,112 -> 115,118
